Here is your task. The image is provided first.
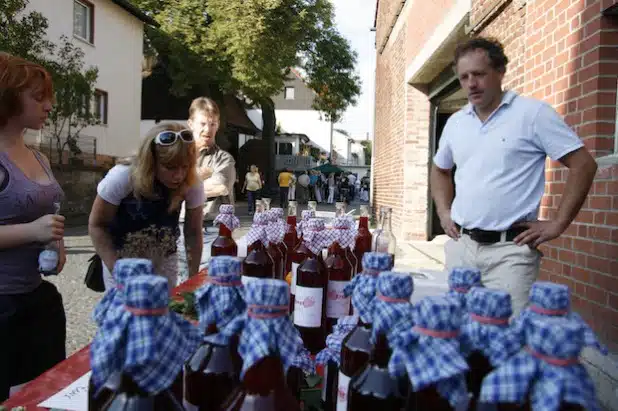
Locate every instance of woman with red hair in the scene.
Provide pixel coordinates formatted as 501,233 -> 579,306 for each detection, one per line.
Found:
0,53 -> 67,400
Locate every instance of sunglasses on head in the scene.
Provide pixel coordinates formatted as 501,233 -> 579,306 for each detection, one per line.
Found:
153,129 -> 194,146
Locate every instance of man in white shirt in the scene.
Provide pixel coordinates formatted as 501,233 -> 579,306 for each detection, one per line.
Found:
430,37 -> 597,315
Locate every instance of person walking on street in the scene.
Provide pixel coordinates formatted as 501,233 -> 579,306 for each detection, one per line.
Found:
297,170 -> 310,204
327,173 -> 336,204
0,53 -> 67,401
430,37 -> 597,316
278,168 -> 293,208
242,164 -> 262,215
187,97 -> 236,224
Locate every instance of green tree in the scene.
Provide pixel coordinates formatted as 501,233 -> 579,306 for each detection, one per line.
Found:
0,0 -> 99,165
45,37 -> 99,164
0,0 -> 54,61
132,0 -> 361,186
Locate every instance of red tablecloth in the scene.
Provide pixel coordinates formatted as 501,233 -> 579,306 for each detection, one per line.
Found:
2,271 -> 208,410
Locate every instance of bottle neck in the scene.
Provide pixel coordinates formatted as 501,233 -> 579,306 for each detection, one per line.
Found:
370,333 -> 391,367
358,216 -> 369,230
286,215 -> 297,225
218,224 -> 233,237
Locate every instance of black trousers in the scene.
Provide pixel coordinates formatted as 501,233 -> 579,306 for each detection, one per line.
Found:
0,281 -> 66,401
279,187 -> 289,208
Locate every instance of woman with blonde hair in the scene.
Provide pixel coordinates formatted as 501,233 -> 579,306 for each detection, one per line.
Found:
88,122 -> 204,289
241,164 -> 262,215
0,53 -> 66,401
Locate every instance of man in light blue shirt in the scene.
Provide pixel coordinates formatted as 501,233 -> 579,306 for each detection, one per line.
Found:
430,37 -> 598,315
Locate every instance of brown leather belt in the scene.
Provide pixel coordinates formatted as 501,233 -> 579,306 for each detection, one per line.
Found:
456,224 -> 526,244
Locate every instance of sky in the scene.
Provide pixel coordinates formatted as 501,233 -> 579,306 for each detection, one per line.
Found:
332,0 -> 377,141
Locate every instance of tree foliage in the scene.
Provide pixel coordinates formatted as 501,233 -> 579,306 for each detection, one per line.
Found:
132,0 -> 360,121
0,0 -> 99,164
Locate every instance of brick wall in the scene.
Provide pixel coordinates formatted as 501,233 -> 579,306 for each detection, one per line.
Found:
374,25 -> 407,238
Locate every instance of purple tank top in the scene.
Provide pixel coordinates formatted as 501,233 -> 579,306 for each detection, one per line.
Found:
0,150 -> 64,294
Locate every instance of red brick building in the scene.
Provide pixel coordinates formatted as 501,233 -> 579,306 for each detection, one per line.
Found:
373,0 -> 617,405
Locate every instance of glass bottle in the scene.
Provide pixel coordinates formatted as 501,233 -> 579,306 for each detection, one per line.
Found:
324,239 -> 353,334
371,207 -> 385,252
308,200 -> 318,211
256,199 -> 265,214
38,201 -> 61,276
283,201 -> 299,276
337,319 -> 371,411
335,202 -> 347,217
244,240 -> 275,285
89,373 -> 185,410
348,333 -> 404,410
288,237 -> 312,315
294,219 -> 328,354
322,359 -> 338,411
220,356 -> 301,411
354,205 -> 373,275
374,207 -> 396,269
212,223 -> 238,257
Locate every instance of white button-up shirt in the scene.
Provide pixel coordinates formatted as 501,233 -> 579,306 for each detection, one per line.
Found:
434,91 -> 583,231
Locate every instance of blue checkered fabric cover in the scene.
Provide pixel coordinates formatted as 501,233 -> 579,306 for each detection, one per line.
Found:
303,218 -> 332,254
90,275 -> 201,395
316,315 -> 358,366
213,204 -> 240,231
446,267 -> 482,310
297,210 -> 315,237
246,211 -> 271,247
195,256 -> 245,332
92,258 -> 153,326
512,282 -> 607,355
290,346 -> 316,374
204,279 -> 307,377
480,315 -> 602,411
389,296 -> 469,408
461,287 -> 522,366
369,272 -> 414,344
343,252 -> 392,323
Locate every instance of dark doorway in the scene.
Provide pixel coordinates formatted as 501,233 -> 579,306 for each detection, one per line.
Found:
427,83 -> 467,240
429,111 -> 454,239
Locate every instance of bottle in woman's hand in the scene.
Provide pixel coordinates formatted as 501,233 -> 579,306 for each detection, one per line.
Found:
38,202 -> 62,276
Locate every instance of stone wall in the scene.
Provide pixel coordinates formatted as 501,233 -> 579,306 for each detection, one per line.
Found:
52,166 -> 109,225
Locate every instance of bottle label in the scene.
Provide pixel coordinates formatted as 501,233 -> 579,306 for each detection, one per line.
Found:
336,371 -> 350,411
293,286 -> 323,328
38,249 -> 58,273
326,280 -> 350,318
241,275 -> 259,287
183,400 -> 199,411
321,362 -> 328,402
291,262 -> 300,295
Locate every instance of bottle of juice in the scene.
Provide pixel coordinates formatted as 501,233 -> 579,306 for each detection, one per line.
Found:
294,218 -> 330,354
283,201 -> 299,276
211,205 -> 241,257
324,217 -> 355,333
265,208 -> 288,280
289,209 -> 316,313
389,296 -> 470,411
244,212 -> 275,285
348,271 -> 414,410
184,256 -> 246,410
479,313 -> 605,411
460,287 -> 517,410
88,275 -> 202,410
315,316 -> 358,411
336,252 -> 392,411
354,205 -> 372,275
446,267 -> 482,310
216,279 -> 304,411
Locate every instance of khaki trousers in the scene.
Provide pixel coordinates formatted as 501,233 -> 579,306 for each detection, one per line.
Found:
444,234 -> 542,317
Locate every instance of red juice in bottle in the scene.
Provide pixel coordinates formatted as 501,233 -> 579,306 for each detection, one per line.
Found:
220,356 -> 301,411
183,323 -> 242,411
294,251 -> 327,353
212,223 -> 238,257
288,239 -> 311,314
324,241 -> 353,334
244,240 -> 275,284
337,320 -> 372,411
354,206 -> 373,274
283,201 -> 299,275
348,333 -> 404,410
